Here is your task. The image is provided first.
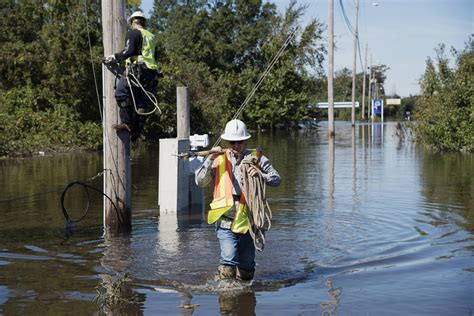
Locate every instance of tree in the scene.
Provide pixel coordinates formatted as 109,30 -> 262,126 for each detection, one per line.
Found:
146,0 -> 326,136
415,37 -> 473,152
0,0 -> 103,156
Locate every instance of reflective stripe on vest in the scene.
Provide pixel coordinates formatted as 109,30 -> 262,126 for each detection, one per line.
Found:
126,28 -> 158,70
207,149 -> 261,234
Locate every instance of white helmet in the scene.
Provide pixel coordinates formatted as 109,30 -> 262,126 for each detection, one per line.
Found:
129,11 -> 146,23
221,119 -> 251,141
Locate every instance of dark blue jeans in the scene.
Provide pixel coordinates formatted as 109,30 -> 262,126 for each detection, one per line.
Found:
216,222 -> 255,271
115,68 -> 158,140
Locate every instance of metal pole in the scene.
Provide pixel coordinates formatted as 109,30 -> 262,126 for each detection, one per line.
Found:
361,43 -> 367,120
328,0 -> 335,136
102,0 -> 131,230
177,86 -> 190,139
351,0 -> 360,127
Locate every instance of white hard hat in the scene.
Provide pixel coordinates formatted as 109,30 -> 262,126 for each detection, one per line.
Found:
221,119 -> 251,141
129,11 -> 146,22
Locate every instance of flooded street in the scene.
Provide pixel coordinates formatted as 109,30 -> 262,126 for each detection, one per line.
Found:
1,122 -> 473,315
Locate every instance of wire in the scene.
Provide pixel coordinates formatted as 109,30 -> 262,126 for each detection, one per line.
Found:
126,68 -> 162,116
83,0 -> 103,122
211,26 -> 300,148
338,0 -> 355,36
339,0 -> 364,73
61,181 -> 121,224
60,170 -> 122,224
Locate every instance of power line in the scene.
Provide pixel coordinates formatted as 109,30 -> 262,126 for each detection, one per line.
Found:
338,0 -> 355,36
339,0 -> 365,73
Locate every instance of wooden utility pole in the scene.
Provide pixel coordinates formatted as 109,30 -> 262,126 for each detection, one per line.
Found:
102,0 -> 131,230
328,0 -> 335,136
351,0 -> 360,127
361,43 -> 367,120
367,54 -> 373,121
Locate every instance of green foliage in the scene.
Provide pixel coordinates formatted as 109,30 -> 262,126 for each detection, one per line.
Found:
0,1 -> 103,156
0,86 -> 102,157
415,38 -> 473,152
147,0 -> 326,134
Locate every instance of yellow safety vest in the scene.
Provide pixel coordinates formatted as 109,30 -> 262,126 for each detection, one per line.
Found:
207,149 -> 261,234
126,28 -> 158,70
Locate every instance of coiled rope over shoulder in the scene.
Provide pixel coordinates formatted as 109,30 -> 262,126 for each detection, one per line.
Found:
239,155 -> 272,252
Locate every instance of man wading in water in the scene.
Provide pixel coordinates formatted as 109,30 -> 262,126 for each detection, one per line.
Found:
195,119 -> 281,281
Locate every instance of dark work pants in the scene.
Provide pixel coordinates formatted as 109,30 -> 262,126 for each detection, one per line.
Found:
115,69 -> 158,140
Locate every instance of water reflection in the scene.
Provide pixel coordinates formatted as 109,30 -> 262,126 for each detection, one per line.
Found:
218,291 -> 256,316
320,278 -> 342,316
328,136 -> 335,211
100,231 -> 133,274
419,152 -> 474,231
158,213 -> 181,255
371,122 -> 384,146
351,127 -> 357,212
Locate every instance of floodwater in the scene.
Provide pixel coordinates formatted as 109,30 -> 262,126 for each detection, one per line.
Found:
0,122 -> 472,315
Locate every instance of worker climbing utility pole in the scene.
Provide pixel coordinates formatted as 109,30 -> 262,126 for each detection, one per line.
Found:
328,0 -> 335,136
102,0 -> 131,231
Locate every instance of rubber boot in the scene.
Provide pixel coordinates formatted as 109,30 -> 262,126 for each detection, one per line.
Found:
218,265 -> 236,280
236,268 -> 255,281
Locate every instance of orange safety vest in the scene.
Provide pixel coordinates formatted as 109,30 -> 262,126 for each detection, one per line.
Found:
207,149 -> 261,234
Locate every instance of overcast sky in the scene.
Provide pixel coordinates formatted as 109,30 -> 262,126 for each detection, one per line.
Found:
141,0 -> 472,97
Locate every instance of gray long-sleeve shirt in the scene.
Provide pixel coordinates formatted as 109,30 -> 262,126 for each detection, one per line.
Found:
195,148 -> 281,194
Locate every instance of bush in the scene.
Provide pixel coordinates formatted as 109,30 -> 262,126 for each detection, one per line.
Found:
415,39 -> 474,152
0,86 -> 101,157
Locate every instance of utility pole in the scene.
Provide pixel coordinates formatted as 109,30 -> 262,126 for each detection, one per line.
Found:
351,0 -> 360,127
361,43 -> 367,120
328,0 -> 335,136
367,54 -> 373,121
102,0 -> 131,231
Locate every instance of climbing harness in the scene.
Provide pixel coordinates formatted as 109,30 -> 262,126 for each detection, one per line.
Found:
239,154 -> 272,252
125,64 -> 162,116
103,60 -> 162,116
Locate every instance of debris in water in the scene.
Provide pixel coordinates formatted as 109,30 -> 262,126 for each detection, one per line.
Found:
179,303 -> 200,309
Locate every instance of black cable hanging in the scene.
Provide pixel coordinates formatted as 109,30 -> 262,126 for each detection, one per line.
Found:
60,171 -> 123,240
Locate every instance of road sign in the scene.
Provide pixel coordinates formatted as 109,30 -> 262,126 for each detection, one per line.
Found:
373,99 -> 382,116
316,102 -> 359,108
386,98 -> 401,105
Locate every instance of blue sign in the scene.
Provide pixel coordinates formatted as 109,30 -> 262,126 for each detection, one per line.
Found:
373,99 -> 382,116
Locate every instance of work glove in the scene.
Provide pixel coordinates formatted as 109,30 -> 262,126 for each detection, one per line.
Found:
104,54 -> 116,63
